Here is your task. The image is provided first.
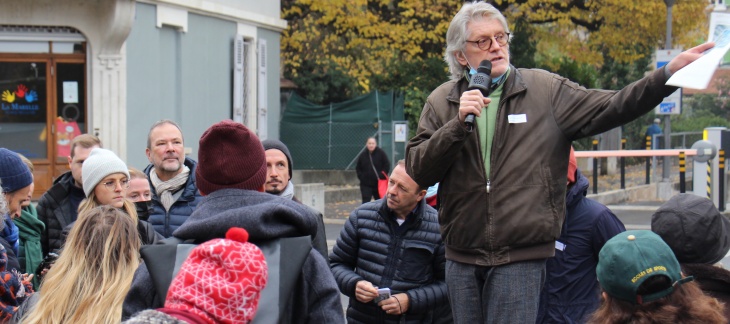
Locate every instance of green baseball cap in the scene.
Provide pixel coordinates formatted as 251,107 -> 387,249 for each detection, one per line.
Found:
597,230 -> 693,304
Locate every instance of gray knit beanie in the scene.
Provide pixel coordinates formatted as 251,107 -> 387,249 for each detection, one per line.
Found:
262,139 -> 293,177
81,148 -> 130,197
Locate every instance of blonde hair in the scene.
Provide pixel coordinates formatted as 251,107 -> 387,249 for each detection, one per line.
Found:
128,167 -> 147,180
78,191 -> 139,223
21,205 -> 141,324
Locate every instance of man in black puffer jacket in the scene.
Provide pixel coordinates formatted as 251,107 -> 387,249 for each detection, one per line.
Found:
331,160 -> 451,323
37,134 -> 101,256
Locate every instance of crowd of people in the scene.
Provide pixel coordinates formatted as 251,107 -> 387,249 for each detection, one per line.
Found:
0,1 -> 726,323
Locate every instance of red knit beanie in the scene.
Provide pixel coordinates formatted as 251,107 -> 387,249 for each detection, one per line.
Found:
195,120 -> 267,194
165,227 -> 268,324
567,146 -> 578,184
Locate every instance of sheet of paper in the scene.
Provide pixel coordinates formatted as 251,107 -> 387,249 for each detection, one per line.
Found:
666,29 -> 730,89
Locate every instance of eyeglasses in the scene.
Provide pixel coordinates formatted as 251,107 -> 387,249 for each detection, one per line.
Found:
101,179 -> 130,191
465,33 -> 510,51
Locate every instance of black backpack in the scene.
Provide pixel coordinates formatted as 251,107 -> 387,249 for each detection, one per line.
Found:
141,235 -> 311,324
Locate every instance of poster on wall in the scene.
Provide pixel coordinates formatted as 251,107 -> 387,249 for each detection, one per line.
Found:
63,81 -> 78,103
55,116 -> 81,158
0,83 -> 43,122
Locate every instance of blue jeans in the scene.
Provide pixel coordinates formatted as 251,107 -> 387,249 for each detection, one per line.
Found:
446,259 -> 546,324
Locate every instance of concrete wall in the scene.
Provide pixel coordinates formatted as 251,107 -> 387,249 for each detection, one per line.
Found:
126,3 -> 237,168
292,170 -> 359,186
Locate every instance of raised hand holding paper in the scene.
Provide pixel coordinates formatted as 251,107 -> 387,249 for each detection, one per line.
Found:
666,30 -> 730,90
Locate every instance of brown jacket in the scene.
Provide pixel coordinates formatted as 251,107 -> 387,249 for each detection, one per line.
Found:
406,66 -> 674,266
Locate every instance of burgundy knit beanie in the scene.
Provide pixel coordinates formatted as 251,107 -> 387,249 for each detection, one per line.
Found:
195,120 -> 267,194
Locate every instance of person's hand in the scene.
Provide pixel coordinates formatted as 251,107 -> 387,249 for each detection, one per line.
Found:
355,280 -> 379,303
459,89 -> 490,125
378,293 -> 409,315
40,264 -> 51,277
665,42 -> 716,76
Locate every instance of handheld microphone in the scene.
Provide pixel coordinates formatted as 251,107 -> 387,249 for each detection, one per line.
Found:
464,60 -> 492,132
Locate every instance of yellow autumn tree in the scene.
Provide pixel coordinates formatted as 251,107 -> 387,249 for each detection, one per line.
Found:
281,0 -> 709,99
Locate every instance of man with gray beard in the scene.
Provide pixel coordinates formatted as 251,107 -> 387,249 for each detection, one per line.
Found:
144,120 -> 202,237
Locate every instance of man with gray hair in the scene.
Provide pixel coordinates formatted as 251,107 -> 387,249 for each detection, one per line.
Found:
406,1 -> 713,323
144,120 -> 203,237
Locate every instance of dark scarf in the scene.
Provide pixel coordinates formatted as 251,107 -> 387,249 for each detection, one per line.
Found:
16,204 -> 44,288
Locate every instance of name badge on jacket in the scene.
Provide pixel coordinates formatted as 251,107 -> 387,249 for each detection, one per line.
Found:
508,114 -> 527,123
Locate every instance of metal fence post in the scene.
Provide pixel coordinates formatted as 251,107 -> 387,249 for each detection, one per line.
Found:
620,138 -> 626,189
593,139 -> 599,194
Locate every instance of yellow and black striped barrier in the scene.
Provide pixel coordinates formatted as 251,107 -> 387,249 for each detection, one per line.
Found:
720,150 -> 725,212
645,136 -> 651,184
708,160 -> 713,199
679,151 -> 685,193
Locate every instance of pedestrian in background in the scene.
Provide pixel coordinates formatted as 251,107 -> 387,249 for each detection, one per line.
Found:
645,118 -> 662,149
588,230 -> 726,324
356,137 -> 390,204
652,193 -> 730,320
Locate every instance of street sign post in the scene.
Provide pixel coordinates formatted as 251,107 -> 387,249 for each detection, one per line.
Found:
655,49 -> 682,115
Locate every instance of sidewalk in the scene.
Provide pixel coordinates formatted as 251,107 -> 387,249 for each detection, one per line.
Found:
323,162 -> 681,223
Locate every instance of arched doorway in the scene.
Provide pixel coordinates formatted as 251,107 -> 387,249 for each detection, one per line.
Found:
0,26 -> 87,198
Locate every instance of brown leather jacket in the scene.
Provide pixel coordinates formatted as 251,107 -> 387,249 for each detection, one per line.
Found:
406,65 -> 674,266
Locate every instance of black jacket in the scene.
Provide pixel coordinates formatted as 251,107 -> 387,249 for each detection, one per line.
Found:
330,198 -> 450,323
144,158 -> 203,238
36,172 -> 84,256
356,147 -> 390,187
